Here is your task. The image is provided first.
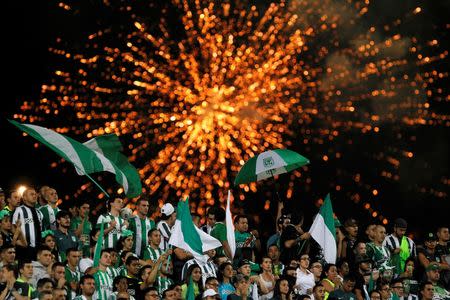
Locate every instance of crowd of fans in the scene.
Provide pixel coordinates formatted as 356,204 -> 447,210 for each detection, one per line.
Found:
0,185 -> 448,300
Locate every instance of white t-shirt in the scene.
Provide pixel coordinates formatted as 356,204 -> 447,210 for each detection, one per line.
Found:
295,268 -> 315,295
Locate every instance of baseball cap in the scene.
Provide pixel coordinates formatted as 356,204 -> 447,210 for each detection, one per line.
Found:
238,259 -> 251,268
344,218 -> 358,227
424,232 -> 438,242
394,218 -> 407,228
202,289 -> 219,298
426,262 -> 440,272
161,203 -> 175,216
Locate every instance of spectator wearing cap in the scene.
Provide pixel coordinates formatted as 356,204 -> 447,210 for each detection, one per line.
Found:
417,232 -> 450,280
38,187 -> 60,231
353,254 -> 377,300
12,187 -> 43,260
340,218 -> 360,264
54,210 -> 79,262
157,203 -> 176,251
96,197 -> 129,250
383,218 -> 416,277
424,262 -> 450,299
202,288 -> 220,300
366,225 -> 393,272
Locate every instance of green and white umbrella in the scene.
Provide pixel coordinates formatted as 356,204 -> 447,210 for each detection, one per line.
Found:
234,149 -> 310,186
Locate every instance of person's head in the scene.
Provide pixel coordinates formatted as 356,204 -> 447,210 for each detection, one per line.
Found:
126,255 -> 140,277
424,232 -> 438,250
234,215 -> 249,233
160,203 -> 176,223
56,210 -> 71,229
206,207 -> 217,227
118,231 -> 134,251
37,245 -> 53,267
365,224 -> 377,241
378,282 -> 391,300
342,274 -> 356,293
313,284 -> 326,300
238,259 -> 251,276
211,207 -> 225,222
218,262 -> 234,282
51,262 -> 66,281
310,261 -> 322,278
374,225 -> 386,244
420,281 -> 434,300
1,245 -> 16,263
274,278 -> 290,296
354,241 -> 366,255
37,277 -> 55,293
39,290 -> 53,300
260,256 -> 273,272
6,190 -> 21,209
324,263 -> 338,280
404,258 -> 415,275
77,200 -> 90,218
355,254 -> 372,273
299,254 -> 310,270
205,248 -> 216,259
391,279 -> 404,297
344,218 -> 359,238
268,244 -> 280,261
162,288 -> 177,300
18,259 -> 33,280
437,226 -> 449,242
43,232 -> 56,250
22,187 -> 38,206
1,263 -> 18,281
143,287 -> 160,300
139,265 -> 153,282
120,250 -> 133,264
113,275 -> 129,292
202,288 -> 219,300
43,187 -> 58,206
136,197 -> 150,217
148,228 -> 162,246
109,197 -> 124,213
79,274 -> 96,296
186,264 -> 202,284
66,248 -> 81,267
393,218 -> 407,238
425,262 -> 440,283
336,259 -> 350,277
53,288 -> 66,300
233,274 -> 250,294
283,266 -> 297,280
99,249 -> 112,268
108,248 -> 119,265
0,211 -> 12,231
370,290 -> 381,300
205,276 -> 220,292
160,258 -> 173,276
169,283 -> 182,300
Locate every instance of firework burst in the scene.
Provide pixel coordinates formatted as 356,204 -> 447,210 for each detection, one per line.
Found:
16,0 -> 448,219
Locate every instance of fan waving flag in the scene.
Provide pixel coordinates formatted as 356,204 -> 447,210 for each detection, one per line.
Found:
169,198 -> 221,262
9,120 -> 142,198
309,194 -> 337,264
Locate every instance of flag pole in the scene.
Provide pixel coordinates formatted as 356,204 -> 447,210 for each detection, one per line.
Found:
74,165 -> 110,198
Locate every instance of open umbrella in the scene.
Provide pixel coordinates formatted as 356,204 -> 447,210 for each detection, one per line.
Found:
234,149 -> 310,186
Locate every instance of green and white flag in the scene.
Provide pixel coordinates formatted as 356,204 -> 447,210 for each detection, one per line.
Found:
9,120 -> 142,198
93,221 -> 105,267
309,193 -> 337,264
169,198 -> 221,262
225,190 -> 236,259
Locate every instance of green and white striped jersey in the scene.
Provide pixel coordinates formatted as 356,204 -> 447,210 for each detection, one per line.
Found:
107,266 -> 121,280
39,204 -> 60,230
128,215 -> 155,258
96,213 -> 126,249
93,270 -> 113,300
142,245 -> 164,263
65,265 -> 82,300
156,276 -> 174,296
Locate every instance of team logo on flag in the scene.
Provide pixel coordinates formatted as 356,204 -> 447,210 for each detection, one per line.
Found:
263,156 -> 274,168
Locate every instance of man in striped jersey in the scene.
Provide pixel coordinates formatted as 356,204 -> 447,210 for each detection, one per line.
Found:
157,203 -> 177,251
129,197 -> 155,258
93,249 -> 114,300
96,197 -> 129,250
143,228 -> 164,264
383,218 -> 416,277
181,249 -> 217,285
65,248 -> 82,300
73,275 -> 96,300
12,187 -> 43,260
38,187 -> 60,231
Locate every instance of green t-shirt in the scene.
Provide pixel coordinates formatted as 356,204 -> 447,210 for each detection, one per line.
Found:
235,231 -> 253,248
211,222 -> 227,255
70,216 -> 92,258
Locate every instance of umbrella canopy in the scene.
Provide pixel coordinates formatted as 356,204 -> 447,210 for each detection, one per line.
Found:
234,149 -> 310,185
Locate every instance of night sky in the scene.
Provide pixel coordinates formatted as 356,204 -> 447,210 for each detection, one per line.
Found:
2,0 -> 449,241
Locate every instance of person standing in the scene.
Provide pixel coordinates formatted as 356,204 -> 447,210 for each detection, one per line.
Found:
38,187 -> 60,231
93,249 -> 114,300
3,190 -> 21,214
366,225 -> 393,272
157,203 -> 177,251
96,197 -> 128,250
129,197 -> 155,258
70,200 -> 92,259
54,210 -> 80,262
12,187 -> 43,260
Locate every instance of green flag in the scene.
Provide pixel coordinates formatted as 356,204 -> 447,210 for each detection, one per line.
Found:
93,221 -> 104,267
187,275 -> 195,300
